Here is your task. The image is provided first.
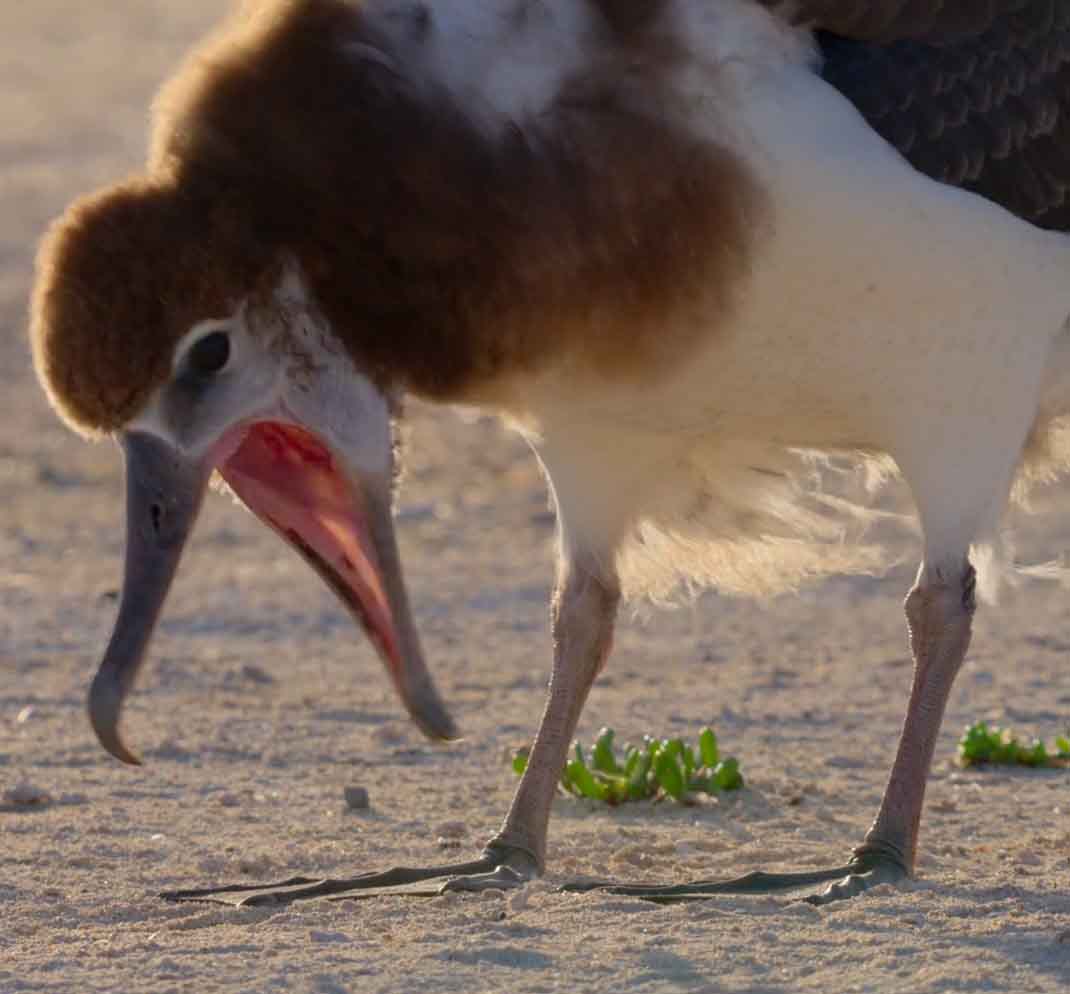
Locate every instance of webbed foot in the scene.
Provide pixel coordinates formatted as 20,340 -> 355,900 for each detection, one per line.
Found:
803,844 -> 909,905
562,844 -> 908,906
161,842 -> 539,906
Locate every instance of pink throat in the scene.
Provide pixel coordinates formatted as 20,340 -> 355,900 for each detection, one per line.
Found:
215,422 -> 400,663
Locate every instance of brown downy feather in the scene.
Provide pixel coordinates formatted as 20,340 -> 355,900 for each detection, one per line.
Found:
31,177 -> 276,434
32,0 -> 762,432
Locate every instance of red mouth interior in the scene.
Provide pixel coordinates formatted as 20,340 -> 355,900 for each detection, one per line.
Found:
215,423 -> 400,664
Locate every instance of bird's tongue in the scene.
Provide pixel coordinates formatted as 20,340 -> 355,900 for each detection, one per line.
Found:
216,422 -> 400,667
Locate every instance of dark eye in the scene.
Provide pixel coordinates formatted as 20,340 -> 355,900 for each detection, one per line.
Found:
187,330 -> 231,376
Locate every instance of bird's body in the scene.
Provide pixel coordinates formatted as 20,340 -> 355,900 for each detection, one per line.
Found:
493,19 -> 1070,600
29,0 -> 1070,903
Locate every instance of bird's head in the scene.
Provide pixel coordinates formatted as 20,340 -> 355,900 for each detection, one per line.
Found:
30,174 -> 458,764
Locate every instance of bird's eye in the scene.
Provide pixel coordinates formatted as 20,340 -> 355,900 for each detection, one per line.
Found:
187,330 -> 231,376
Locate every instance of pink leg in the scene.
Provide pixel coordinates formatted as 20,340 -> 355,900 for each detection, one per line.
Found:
567,558 -> 977,906
809,559 -> 975,903
461,558 -> 620,879
163,552 -> 974,909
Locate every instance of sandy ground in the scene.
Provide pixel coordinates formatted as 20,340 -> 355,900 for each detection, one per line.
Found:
5,3 -> 1070,992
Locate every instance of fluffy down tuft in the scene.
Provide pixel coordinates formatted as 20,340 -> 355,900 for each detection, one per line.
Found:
30,178 -> 273,435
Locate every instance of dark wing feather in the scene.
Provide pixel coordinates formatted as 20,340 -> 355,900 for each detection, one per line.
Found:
815,1 -> 1070,229
770,0 -> 1027,43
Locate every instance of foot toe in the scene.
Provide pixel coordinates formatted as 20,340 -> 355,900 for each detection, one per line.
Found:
440,864 -> 530,893
804,858 -> 908,906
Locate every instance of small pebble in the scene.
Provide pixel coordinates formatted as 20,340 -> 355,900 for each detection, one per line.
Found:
344,786 -> 370,810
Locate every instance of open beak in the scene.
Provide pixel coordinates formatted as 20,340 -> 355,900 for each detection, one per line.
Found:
89,423 -> 457,765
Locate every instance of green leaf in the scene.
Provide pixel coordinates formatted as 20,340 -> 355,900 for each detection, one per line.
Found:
1026,740 -> 1049,767
713,758 -> 743,791
592,727 -> 620,774
698,728 -> 719,768
628,750 -> 653,800
682,745 -> 696,779
598,772 -> 631,805
957,720 -> 1070,769
655,751 -> 686,800
568,759 -> 608,801
511,725 -> 745,805
959,721 -> 998,765
663,738 -> 684,762
645,736 -> 660,763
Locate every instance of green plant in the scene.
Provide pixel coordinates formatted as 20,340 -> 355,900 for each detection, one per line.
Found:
510,726 -> 744,805
958,720 -> 1070,768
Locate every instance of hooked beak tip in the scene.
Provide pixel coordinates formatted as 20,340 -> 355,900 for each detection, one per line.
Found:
407,681 -> 461,742
88,672 -> 143,766
425,715 -> 462,743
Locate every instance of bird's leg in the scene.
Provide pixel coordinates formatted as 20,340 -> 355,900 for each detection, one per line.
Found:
807,559 -> 975,904
565,560 -> 975,906
162,556 -> 620,907
443,558 -> 620,891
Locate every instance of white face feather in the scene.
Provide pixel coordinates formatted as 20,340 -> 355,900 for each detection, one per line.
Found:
128,305 -> 283,459
274,267 -> 395,483
128,264 -> 393,482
